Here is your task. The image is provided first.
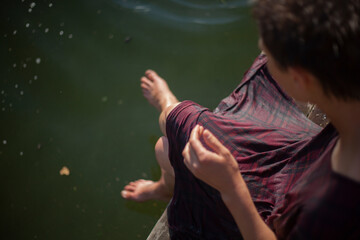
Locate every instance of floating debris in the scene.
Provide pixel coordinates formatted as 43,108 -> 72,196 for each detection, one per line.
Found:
124,36 -> 132,43
37,143 -> 42,149
101,96 -> 108,102
60,166 -> 70,176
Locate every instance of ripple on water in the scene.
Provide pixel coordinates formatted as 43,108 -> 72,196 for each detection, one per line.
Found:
114,0 -> 248,28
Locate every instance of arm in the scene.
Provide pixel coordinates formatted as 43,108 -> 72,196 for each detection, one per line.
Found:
182,125 -> 276,240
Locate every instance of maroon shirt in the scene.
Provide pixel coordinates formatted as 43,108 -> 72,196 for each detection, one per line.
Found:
165,55 -> 360,239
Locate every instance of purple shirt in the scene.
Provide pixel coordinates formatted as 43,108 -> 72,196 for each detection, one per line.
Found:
165,55 -> 359,239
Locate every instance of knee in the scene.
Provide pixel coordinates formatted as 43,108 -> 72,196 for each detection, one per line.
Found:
159,102 -> 181,136
155,136 -> 169,156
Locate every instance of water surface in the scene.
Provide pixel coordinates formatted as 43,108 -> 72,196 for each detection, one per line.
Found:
0,0 -> 259,239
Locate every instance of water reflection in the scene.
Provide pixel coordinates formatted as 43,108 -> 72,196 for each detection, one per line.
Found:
116,0 -> 248,26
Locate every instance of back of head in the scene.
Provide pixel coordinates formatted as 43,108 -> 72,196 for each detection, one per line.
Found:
253,0 -> 360,100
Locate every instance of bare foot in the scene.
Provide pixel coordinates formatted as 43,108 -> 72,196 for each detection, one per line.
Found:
121,179 -> 172,202
140,70 -> 179,112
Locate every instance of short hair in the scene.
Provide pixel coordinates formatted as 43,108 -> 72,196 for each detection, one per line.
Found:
253,0 -> 360,100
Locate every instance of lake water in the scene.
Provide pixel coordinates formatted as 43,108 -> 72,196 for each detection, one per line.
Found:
0,0 -> 259,239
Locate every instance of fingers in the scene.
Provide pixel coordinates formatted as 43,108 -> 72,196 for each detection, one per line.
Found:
187,125 -> 208,159
203,129 -> 229,156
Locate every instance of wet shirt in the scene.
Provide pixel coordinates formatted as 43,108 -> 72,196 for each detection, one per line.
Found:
165,55 -> 359,239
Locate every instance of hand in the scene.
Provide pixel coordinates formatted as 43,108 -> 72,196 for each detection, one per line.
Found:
182,125 -> 243,195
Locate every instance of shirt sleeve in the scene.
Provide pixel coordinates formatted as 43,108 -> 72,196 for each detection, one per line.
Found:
165,100 -> 209,169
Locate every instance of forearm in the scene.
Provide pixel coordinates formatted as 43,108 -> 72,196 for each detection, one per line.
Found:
221,173 -> 276,240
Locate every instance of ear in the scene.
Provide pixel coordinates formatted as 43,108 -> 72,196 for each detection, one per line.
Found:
288,67 -> 311,89
288,67 -> 314,101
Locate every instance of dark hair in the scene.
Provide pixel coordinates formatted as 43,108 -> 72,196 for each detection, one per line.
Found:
253,0 -> 360,100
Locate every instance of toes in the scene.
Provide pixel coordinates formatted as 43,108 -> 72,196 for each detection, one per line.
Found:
141,82 -> 151,91
124,184 -> 136,191
145,70 -> 160,81
141,76 -> 153,85
121,190 -> 133,199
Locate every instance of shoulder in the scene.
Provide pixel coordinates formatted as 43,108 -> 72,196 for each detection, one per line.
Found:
289,172 -> 360,239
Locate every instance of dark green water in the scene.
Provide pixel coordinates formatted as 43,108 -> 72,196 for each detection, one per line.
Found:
0,0 -> 259,239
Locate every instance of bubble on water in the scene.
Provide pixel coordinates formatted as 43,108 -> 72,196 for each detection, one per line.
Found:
101,96 -> 108,102
108,34 -> 114,39
15,84 -> 18,88
28,8 -> 32,13
29,80 -> 32,84
25,23 -> 30,28
34,75 -> 38,80
20,91 -> 24,95
19,151 -> 24,156
4,34 -> 7,38
97,9 -> 102,14
1,90 -> 4,94
1,107 -> 5,111
68,34 -> 73,39
59,30 -> 64,36
124,36 -> 132,43
13,63 -> 16,68
32,29 -> 36,34
9,103 -> 13,107
49,3 -> 53,7
60,22 -> 64,27
44,28 -> 49,33
23,63 -> 27,68
117,99 -> 123,105
3,140 -> 7,145
38,23 -> 42,27
9,48 -> 12,52
35,58 -> 41,64
13,30 -> 17,35
30,2 -> 36,8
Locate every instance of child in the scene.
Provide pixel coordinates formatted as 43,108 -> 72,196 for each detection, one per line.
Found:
123,0 -> 360,238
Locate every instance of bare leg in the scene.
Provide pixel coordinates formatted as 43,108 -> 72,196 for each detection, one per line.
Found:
121,137 -> 174,202
122,70 -> 180,202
